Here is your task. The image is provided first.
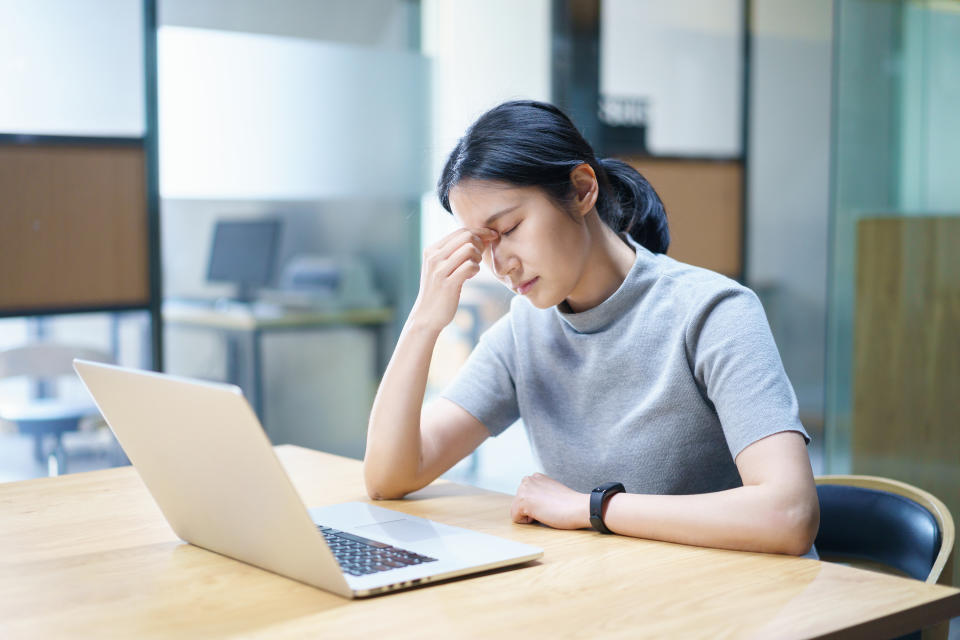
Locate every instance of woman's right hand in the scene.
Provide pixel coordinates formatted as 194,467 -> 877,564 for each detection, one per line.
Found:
410,227 -> 498,333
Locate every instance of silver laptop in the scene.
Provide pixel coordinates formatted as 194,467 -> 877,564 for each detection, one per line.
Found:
73,360 -> 542,598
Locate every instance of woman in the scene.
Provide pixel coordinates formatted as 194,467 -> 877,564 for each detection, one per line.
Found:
364,100 -> 818,556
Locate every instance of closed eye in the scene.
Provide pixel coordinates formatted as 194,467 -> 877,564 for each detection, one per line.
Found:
503,222 -> 521,236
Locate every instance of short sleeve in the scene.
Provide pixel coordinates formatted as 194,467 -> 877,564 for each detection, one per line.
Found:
440,313 -> 520,436
685,286 -> 809,459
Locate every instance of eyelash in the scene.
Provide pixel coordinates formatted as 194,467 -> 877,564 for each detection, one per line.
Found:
503,222 -> 520,236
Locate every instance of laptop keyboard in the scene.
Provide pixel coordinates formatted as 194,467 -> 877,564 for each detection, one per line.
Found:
317,525 -> 438,577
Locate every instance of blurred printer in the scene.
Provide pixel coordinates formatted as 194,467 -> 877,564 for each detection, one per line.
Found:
260,255 -> 385,310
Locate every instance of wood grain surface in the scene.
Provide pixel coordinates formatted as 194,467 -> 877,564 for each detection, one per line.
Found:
1,446 -> 958,639
0,144 -> 149,312
853,216 -> 960,587
624,157 -> 743,279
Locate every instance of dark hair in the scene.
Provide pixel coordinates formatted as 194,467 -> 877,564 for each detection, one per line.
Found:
438,100 -> 669,254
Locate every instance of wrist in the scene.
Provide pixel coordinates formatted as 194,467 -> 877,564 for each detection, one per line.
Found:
405,307 -> 445,338
579,493 -> 592,529
601,492 -> 622,531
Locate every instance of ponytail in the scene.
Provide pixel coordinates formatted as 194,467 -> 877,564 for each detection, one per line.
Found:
439,100 -> 669,255
597,158 -> 670,254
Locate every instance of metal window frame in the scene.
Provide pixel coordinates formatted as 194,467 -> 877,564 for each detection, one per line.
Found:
550,0 -> 751,282
0,0 -> 163,371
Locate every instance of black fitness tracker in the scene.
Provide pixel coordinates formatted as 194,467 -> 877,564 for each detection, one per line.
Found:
589,482 -> 625,534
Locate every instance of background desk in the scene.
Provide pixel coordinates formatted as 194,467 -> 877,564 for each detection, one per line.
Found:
2,446 -> 959,639
163,302 -> 392,458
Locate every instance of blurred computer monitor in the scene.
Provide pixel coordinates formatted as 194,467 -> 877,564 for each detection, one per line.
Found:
206,219 -> 282,303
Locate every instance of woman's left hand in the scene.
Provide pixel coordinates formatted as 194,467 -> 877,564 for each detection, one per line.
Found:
511,473 -> 590,530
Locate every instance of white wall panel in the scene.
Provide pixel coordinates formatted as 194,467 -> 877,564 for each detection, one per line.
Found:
158,27 -> 428,199
601,0 -> 743,156
0,0 -> 144,136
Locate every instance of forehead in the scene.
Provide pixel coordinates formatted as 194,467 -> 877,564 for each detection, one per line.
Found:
449,180 -> 540,226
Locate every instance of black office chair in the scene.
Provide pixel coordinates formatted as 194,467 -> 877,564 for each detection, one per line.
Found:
815,475 -> 955,640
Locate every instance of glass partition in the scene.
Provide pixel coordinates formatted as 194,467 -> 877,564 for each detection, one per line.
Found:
157,6 -> 429,460
0,0 -> 153,480
826,0 -> 960,583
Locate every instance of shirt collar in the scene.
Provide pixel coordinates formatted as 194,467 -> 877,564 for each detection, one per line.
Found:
555,235 -> 654,333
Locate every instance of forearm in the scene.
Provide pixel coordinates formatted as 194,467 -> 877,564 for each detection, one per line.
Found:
599,484 -> 818,556
364,226 -> 494,498
363,313 -> 440,499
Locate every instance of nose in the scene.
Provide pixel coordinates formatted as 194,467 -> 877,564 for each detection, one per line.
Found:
488,238 -> 518,280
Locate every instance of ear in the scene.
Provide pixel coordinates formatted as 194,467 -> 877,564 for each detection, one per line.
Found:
569,164 -> 599,217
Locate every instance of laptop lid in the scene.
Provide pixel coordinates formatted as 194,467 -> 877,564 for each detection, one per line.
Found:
73,360 -> 542,598
72,359 -> 353,598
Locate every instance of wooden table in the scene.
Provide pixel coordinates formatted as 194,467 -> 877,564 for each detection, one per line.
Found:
1,445 -> 958,639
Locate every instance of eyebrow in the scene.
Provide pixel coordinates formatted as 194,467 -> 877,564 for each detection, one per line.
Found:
483,205 -> 520,227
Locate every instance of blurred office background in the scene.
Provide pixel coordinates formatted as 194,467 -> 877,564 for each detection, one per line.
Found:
0,0 -> 957,583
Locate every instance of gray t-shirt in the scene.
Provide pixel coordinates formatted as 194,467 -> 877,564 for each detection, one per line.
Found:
441,238 -> 809,496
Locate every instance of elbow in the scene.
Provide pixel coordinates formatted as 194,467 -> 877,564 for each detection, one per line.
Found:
362,462 -> 410,501
365,485 -> 408,501
366,489 -> 397,501
778,493 -> 820,556
364,480 -> 385,501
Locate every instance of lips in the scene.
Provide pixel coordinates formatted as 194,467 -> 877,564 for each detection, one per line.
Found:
516,276 -> 539,295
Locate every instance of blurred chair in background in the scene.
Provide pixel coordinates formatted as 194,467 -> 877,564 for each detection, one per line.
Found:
0,343 -> 115,476
815,475 -> 955,640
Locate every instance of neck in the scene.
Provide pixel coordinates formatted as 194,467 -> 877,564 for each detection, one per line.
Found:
563,213 -> 636,313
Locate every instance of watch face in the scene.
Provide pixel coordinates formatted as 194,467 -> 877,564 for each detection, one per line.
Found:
593,482 -> 624,494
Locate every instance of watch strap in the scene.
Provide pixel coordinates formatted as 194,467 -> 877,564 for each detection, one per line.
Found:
589,482 -> 625,534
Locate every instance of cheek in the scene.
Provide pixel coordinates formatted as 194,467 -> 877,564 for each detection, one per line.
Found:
544,222 -> 587,264
543,225 -> 590,289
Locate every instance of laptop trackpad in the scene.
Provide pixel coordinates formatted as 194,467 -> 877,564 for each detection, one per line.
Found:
353,518 -> 445,543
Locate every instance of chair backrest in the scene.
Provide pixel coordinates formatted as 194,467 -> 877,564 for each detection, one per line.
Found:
0,343 -> 113,380
815,475 -> 955,585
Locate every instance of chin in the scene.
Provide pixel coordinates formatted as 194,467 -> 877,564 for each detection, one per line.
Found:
527,298 -> 555,310
527,291 -> 565,310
